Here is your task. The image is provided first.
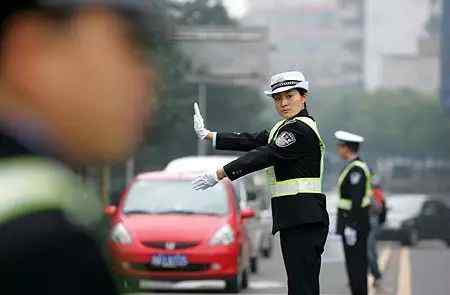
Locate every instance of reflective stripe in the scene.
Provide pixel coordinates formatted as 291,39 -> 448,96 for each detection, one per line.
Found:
338,195 -> 371,210
270,178 -> 322,197
338,199 -> 352,210
266,117 -> 325,197
337,160 -> 372,210
0,157 -> 102,227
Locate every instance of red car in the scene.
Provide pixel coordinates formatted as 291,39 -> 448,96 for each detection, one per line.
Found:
106,171 -> 255,293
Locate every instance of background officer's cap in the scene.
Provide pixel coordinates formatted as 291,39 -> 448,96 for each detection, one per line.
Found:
264,71 -> 309,97
334,130 -> 365,144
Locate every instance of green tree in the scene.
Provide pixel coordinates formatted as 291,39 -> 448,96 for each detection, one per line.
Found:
311,89 -> 450,160
169,0 -> 236,26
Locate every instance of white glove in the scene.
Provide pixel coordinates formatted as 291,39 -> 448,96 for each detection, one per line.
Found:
344,226 -> 357,246
192,172 -> 219,190
193,102 -> 210,140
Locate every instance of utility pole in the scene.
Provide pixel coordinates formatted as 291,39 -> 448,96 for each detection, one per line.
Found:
197,83 -> 208,155
441,0 -> 450,114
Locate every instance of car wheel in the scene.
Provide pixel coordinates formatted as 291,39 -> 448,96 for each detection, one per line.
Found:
401,228 -> 419,247
225,273 -> 242,293
250,257 -> 258,273
241,268 -> 249,289
445,239 -> 450,248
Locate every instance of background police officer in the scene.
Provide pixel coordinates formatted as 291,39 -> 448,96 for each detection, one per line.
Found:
334,130 -> 372,295
192,71 -> 329,295
0,1 -> 158,293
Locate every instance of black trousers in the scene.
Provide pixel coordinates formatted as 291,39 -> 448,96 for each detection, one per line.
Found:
280,223 -> 329,295
342,232 -> 368,295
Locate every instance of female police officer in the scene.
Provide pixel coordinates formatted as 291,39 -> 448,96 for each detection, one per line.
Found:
192,71 -> 329,295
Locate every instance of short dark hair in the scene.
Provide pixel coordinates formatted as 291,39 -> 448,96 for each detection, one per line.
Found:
0,2 -> 74,50
345,142 -> 360,153
296,88 -> 308,96
4,1 -> 171,48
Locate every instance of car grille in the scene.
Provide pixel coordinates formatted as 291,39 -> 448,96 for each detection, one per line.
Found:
141,241 -> 200,250
130,263 -> 210,272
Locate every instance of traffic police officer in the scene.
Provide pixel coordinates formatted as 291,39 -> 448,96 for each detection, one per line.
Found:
335,130 -> 372,295
0,1 -> 158,293
193,71 -> 329,295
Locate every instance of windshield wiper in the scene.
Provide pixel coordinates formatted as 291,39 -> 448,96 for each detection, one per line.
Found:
195,212 -> 221,216
153,210 -> 221,215
124,209 -> 153,215
154,210 -> 198,215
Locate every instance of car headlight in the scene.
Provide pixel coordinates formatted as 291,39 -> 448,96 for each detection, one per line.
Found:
209,224 -> 235,246
111,223 -> 133,245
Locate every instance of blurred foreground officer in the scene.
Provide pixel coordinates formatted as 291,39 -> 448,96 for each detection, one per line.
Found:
0,1 -> 158,294
193,71 -> 329,295
335,131 -> 371,295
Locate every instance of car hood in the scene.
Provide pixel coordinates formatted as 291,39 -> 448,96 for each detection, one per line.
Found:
122,214 -> 230,242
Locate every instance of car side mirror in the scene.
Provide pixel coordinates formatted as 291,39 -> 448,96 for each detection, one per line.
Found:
241,208 -> 256,219
105,205 -> 117,217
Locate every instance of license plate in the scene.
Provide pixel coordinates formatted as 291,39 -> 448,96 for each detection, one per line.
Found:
151,254 -> 189,268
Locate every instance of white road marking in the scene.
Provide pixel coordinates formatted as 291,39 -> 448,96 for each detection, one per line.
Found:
139,279 -> 285,291
368,245 -> 392,295
249,280 -> 284,289
396,247 -> 412,295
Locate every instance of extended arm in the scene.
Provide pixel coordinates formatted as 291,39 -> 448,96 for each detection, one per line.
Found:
193,102 -> 268,151
193,123 -> 307,189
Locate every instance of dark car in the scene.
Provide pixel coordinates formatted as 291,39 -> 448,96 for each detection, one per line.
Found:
400,198 -> 450,247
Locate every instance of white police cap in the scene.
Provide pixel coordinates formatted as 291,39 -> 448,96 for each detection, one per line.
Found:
334,130 -> 364,143
264,71 -> 309,97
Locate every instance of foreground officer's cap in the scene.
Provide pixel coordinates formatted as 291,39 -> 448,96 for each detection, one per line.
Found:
264,71 -> 309,97
334,130 -> 364,144
4,0 -> 170,45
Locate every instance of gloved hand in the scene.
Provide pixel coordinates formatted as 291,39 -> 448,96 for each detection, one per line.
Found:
192,171 -> 219,190
344,226 -> 357,246
193,102 -> 210,140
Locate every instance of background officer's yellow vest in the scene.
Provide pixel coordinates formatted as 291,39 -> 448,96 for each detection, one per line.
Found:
266,117 -> 325,197
337,160 -> 372,210
0,157 -> 102,227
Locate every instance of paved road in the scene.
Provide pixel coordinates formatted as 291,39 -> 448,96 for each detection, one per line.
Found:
130,235 -> 450,295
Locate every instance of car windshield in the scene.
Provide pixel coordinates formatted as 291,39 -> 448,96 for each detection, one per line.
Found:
123,180 -> 229,215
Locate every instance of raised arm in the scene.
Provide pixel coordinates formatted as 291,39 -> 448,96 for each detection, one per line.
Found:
193,102 -> 268,151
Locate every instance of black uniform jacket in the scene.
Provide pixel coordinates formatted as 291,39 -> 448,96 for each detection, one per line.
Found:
216,109 -> 329,234
0,129 -> 118,295
336,158 -> 370,235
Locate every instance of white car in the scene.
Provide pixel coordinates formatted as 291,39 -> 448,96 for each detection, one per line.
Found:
165,156 -> 274,273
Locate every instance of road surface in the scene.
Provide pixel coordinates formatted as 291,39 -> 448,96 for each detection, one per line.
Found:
129,234 -> 450,295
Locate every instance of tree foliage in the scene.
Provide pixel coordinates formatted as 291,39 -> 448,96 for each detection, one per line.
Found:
168,0 -> 236,26
310,89 -> 450,160
133,0 -> 262,172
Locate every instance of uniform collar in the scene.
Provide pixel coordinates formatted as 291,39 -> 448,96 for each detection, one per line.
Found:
349,156 -> 361,163
0,119 -> 56,159
291,108 -> 310,119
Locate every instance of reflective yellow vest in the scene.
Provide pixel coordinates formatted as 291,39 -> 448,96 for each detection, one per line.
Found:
0,157 -> 102,227
337,160 -> 372,210
266,117 -> 325,197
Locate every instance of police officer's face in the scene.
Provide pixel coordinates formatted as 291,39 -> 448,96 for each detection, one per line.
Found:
0,8 -> 154,164
337,144 -> 350,160
273,89 -> 306,119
